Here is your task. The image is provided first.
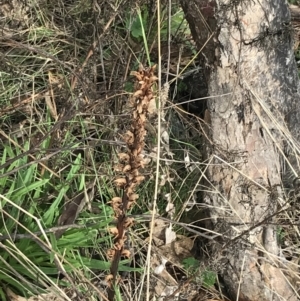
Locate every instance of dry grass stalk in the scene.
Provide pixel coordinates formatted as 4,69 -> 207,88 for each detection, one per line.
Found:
106,64 -> 158,300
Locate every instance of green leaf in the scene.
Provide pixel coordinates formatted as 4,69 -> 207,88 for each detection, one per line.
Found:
49,233 -> 57,263
43,184 -> 69,226
66,154 -> 82,181
12,179 -> 49,200
0,270 -> 33,295
182,257 -> 199,271
202,270 -> 217,288
0,287 -> 6,301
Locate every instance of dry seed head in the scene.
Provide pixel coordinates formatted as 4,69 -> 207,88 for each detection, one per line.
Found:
137,103 -> 143,113
110,197 -> 122,203
123,164 -> 131,172
118,153 -> 130,162
129,193 -> 139,201
134,175 -> 145,184
123,217 -> 134,228
133,110 -> 138,119
114,177 -> 127,187
109,227 -> 119,237
105,274 -> 114,287
106,249 -> 116,261
127,200 -> 135,210
130,97 -> 136,107
150,76 -> 159,82
147,91 -> 153,98
114,239 -> 126,250
133,90 -> 143,98
114,163 -> 124,172
142,95 -> 149,103
139,113 -> 146,122
140,83 -> 148,91
130,168 -> 140,177
113,209 -> 122,218
148,98 -> 156,114
141,158 -> 150,167
130,71 -> 143,81
133,146 -> 143,157
110,201 -> 122,214
124,131 -> 134,144
126,186 -> 134,195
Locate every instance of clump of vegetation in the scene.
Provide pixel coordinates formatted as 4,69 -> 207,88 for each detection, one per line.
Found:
1,0 -> 300,300
0,0 -> 206,300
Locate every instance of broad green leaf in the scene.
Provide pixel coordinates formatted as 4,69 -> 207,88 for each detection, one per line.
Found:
43,185 -> 69,226
0,287 -> 6,301
66,154 -> 82,181
12,179 -> 49,200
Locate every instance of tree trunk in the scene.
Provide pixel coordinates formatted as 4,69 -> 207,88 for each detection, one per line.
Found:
181,0 -> 300,300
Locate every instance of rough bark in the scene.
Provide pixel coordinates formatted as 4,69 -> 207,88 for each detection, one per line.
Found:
181,0 -> 300,300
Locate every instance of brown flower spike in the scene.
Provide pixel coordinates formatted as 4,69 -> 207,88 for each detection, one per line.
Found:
106,64 -> 157,301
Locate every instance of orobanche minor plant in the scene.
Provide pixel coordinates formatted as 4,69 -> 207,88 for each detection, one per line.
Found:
106,64 -> 157,300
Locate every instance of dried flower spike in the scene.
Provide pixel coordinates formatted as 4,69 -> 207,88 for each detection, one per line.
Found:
107,64 -> 157,301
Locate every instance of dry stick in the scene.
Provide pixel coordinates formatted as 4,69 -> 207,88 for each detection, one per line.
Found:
144,3 -> 162,301
165,0 -> 172,84
236,253 -> 246,301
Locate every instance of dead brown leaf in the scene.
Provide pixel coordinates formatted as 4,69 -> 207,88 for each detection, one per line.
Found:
56,181 -> 96,238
